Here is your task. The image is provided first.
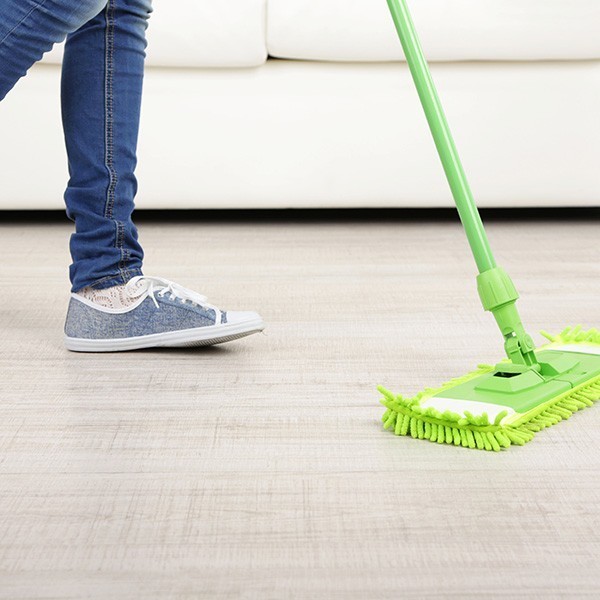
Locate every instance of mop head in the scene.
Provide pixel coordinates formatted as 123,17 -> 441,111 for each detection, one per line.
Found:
379,326 -> 600,451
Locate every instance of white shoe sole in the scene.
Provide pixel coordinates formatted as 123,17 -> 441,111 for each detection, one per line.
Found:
64,316 -> 265,353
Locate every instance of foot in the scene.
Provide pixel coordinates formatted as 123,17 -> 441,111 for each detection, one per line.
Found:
64,276 -> 265,352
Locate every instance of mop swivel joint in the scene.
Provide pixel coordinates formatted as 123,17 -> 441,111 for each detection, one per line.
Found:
477,267 -> 538,368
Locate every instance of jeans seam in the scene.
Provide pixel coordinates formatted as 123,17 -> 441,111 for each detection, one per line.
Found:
103,0 -> 129,284
116,219 -> 127,279
103,0 -> 117,221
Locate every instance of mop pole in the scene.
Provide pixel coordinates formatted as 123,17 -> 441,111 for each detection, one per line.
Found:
385,0 -> 538,367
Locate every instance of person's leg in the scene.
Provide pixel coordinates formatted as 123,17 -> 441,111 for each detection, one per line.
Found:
0,0 -> 266,350
0,0 -> 107,100
62,0 -> 152,292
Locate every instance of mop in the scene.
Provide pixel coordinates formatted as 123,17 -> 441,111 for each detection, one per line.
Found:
379,0 -> 600,450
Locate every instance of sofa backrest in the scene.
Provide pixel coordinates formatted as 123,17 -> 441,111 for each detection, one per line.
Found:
42,0 -> 600,68
268,0 -> 600,62
43,0 -> 268,68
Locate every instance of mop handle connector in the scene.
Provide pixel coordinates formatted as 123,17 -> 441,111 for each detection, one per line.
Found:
477,267 -> 539,368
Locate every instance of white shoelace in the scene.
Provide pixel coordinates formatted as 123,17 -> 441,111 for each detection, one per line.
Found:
126,276 -> 222,324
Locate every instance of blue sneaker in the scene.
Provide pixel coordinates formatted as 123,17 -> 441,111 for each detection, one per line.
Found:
64,276 -> 265,352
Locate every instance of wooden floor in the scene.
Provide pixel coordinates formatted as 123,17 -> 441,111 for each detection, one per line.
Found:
0,212 -> 599,599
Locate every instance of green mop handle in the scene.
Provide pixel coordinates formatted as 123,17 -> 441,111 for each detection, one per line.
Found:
386,0 -> 493,271
386,0 -> 538,368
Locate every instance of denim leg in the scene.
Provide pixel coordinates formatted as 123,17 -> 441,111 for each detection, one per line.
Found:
62,0 -> 152,292
0,0 -> 108,99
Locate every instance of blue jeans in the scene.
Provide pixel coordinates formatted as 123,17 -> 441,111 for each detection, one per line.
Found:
0,0 -> 152,291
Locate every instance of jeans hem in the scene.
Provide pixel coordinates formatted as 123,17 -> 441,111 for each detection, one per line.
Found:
72,267 -> 143,293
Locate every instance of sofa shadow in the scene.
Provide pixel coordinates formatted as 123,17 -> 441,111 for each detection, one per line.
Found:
1,207 -> 598,225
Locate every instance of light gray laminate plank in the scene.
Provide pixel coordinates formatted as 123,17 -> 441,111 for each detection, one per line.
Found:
0,216 -> 599,599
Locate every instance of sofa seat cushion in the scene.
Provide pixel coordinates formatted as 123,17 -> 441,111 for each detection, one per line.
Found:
43,0 -> 267,68
267,0 -> 600,62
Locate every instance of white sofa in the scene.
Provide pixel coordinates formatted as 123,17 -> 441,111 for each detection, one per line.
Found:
1,0 -> 599,209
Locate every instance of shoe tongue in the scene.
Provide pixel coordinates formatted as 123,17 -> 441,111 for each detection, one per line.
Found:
127,279 -> 146,294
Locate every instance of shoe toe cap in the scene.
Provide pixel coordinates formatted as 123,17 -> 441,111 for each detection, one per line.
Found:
224,310 -> 264,327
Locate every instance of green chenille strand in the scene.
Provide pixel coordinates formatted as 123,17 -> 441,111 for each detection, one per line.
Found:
487,433 -> 501,452
383,412 -> 395,430
401,414 -> 411,435
465,429 -> 475,449
474,431 -> 484,449
452,428 -> 461,446
445,426 -> 453,444
394,415 -> 403,436
378,327 -> 600,451
437,424 -> 445,444
484,434 -> 494,451
424,421 -> 432,439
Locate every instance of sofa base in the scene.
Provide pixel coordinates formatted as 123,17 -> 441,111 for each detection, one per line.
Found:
1,60 -> 598,209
